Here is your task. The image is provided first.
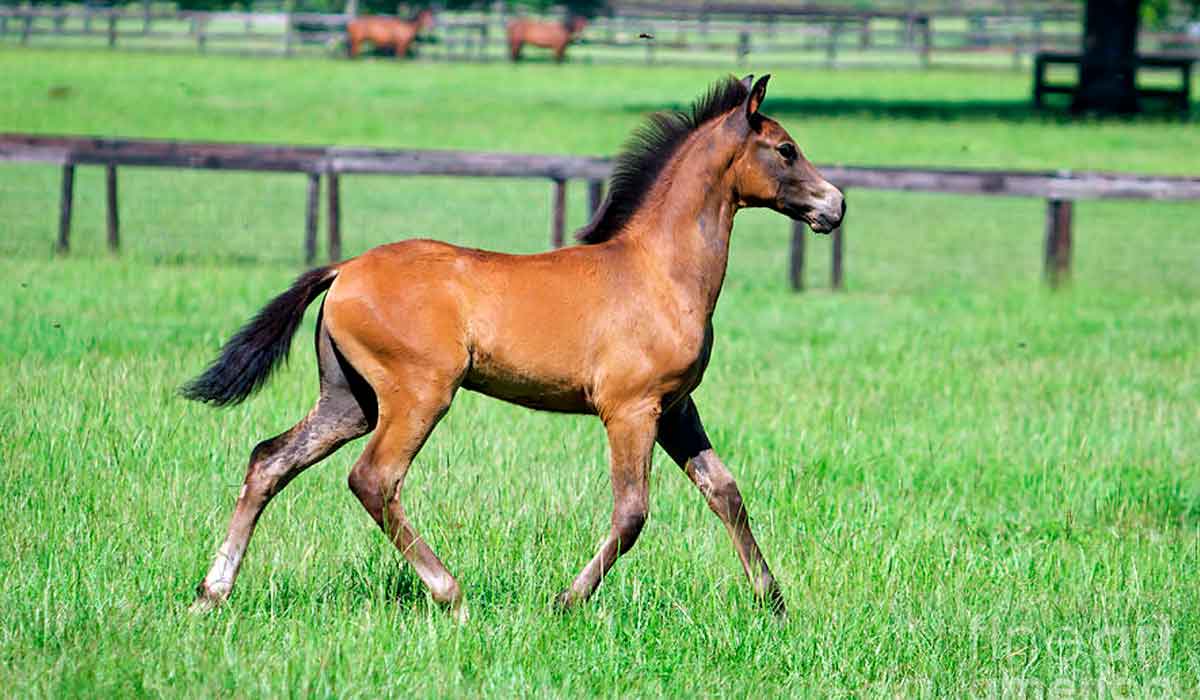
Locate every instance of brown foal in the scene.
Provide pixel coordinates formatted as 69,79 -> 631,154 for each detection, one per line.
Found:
506,16 -> 587,62
346,9 -> 434,59
185,75 -> 844,619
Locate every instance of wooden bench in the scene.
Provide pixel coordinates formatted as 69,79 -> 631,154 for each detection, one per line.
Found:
1033,51 -> 1194,113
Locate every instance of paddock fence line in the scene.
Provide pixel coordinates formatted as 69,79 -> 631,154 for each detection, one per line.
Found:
4,4 -> 1198,69
4,133 -> 1200,290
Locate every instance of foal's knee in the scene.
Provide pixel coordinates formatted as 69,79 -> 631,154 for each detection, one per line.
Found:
347,463 -> 387,514
613,506 -> 647,554
707,477 -> 746,523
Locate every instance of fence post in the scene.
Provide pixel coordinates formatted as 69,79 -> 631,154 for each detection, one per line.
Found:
1043,199 -> 1072,286
831,220 -> 845,290
58,164 -> 75,254
1033,53 -> 1046,108
737,30 -> 749,65
108,12 -> 117,48
305,172 -> 320,264
789,220 -> 805,291
826,20 -> 841,68
283,12 -> 293,56
588,179 -> 604,217
195,16 -> 206,53
105,164 -> 120,252
327,173 -> 341,261
22,13 -> 32,45
919,17 -> 931,68
551,178 -> 566,248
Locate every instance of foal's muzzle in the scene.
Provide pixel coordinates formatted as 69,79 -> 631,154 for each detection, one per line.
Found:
792,185 -> 845,234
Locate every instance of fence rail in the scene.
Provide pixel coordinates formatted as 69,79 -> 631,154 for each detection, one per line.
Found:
4,133 -> 1199,290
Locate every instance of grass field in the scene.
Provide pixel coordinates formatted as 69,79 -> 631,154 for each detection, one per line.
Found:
2,47 -> 1199,697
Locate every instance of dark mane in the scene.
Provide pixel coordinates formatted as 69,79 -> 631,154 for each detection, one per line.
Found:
574,76 -> 749,245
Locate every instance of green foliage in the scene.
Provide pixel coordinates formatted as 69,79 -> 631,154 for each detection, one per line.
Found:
1141,0 -> 1200,27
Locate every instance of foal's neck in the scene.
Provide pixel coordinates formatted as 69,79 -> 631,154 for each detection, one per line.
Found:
628,122 -> 741,316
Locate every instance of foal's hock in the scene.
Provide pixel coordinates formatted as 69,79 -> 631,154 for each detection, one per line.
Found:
185,75 -> 845,618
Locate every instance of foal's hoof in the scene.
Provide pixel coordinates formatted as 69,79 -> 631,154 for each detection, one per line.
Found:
552,589 -> 578,614
188,595 -> 220,615
188,585 -> 225,614
448,600 -> 470,624
762,590 -> 787,621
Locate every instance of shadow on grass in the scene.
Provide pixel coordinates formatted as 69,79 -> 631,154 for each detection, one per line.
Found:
623,96 -> 1197,123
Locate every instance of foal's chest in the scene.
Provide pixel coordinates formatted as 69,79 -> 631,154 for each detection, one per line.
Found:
656,321 -> 715,396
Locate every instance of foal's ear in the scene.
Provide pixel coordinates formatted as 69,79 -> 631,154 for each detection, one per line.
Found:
747,74 -> 770,118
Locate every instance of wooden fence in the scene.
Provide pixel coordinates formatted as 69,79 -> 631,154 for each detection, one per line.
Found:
4,133 -> 1200,290
5,4 -> 1198,70
6,3 -> 1198,70
0,5 -> 1111,68
0,6 -> 491,59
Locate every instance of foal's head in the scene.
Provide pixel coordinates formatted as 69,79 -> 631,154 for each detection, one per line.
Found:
575,75 -> 846,245
724,75 -> 845,233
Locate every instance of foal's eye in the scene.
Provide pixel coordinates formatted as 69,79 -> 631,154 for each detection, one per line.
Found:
776,143 -> 798,162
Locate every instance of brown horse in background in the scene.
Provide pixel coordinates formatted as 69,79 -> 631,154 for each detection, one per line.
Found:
507,15 -> 587,62
347,9 -> 434,59
185,75 -> 845,619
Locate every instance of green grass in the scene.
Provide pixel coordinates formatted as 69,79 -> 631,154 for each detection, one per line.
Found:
1,47 -> 1199,697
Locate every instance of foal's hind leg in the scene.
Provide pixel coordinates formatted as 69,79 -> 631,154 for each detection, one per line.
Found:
656,397 -> 785,616
347,370 -> 466,619
191,326 -> 372,612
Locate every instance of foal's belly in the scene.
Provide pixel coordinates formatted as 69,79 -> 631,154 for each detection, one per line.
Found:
461,364 -> 592,414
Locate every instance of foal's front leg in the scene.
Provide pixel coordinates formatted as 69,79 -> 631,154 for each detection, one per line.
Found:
657,398 -> 786,616
557,404 -> 658,609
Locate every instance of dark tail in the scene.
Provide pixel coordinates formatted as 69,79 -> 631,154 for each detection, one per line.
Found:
182,266 -> 339,407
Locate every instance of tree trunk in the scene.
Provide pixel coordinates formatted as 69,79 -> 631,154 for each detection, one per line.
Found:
1072,0 -> 1142,114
